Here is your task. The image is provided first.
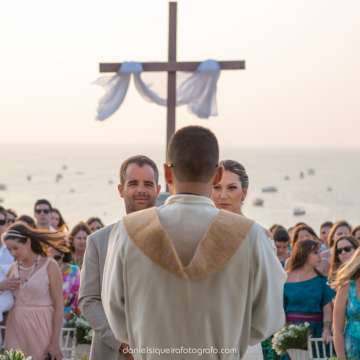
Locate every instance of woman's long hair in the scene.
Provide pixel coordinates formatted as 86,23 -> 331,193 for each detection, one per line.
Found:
4,222 -> 70,256
327,220 -> 352,248
352,225 -> 360,239
332,248 -> 360,290
291,224 -> 319,247
52,208 -> 69,232
69,222 -> 91,252
287,239 -> 321,273
328,236 -> 359,283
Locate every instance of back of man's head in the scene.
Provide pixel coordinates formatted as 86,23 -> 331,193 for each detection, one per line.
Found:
168,126 -> 219,183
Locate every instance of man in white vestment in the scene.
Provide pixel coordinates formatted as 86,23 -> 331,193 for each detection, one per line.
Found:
79,155 -> 160,360
102,126 -> 286,359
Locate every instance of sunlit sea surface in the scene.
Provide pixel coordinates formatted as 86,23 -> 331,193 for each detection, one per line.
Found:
0,144 -> 359,232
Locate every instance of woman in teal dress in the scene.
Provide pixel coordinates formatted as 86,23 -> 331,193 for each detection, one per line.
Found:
333,245 -> 360,360
281,240 -> 335,359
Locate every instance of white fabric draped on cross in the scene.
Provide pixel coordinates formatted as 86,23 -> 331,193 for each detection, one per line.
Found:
94,60 -> 221,121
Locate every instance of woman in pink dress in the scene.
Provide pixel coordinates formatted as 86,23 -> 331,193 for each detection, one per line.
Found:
3,222 -> 68,360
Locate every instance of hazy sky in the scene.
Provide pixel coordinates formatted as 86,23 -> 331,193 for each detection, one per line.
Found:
1,0 -> 359,148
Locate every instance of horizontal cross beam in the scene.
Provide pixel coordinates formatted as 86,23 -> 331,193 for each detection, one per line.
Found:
99,60 -> 245,73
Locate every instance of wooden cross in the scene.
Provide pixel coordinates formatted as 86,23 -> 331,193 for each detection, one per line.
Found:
99,2 -> 245,157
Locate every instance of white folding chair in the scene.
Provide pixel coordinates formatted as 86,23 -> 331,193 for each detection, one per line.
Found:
60,327 -> 77,360
308,337 -> 335,359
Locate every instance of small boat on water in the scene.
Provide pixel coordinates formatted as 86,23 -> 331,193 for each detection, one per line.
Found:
26,175 -> 32,181
252,198 -> 264,207
262,186 -> 278,193
293,207 -> 306,216
55,174 -> 63,183
307,168 -> 315,176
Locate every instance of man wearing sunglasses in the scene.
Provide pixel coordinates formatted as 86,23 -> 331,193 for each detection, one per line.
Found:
79,155 -> 160,360
34,199 -> 54,230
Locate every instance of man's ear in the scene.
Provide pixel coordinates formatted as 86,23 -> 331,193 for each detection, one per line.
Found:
212,165 -> 223,185
117,183 -> 124,199
164,164 -> 173,186
156,184 -> 161,195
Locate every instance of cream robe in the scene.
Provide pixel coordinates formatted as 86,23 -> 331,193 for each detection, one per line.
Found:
102,195 -> 286,359
79,224 -> 124,360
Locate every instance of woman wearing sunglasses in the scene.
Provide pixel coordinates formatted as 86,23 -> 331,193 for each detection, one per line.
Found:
328,236 -> 358,283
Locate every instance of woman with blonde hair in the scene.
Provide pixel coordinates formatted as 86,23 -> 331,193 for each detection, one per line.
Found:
333,248 -> 360,359
3,222 -> 69,360
211,160 -> 264,360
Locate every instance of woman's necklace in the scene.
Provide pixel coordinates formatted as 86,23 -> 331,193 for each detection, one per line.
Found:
17,255 -> 40,285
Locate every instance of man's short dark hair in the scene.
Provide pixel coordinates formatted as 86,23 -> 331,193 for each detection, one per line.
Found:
34,199 -> 52,211
120,155 -> 159,185
168,126 -> 219,182
273,227 -> 290,243
320,221 -> 333,230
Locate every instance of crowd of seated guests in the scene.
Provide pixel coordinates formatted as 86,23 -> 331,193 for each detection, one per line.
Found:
0,183 -> 359,359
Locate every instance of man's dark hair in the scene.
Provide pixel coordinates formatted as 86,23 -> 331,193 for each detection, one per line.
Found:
273,226 -> 290,243
320,221 -> 333,230
18,214 -> 37,228
86,217 -> 104,228
120,155 -> 159,185
34,199 -> 52,212
168,126 -> 219,182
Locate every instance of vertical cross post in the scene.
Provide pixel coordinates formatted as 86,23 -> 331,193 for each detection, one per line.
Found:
166,2 -> 177,159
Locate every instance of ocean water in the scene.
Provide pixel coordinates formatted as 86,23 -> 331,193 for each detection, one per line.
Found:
0,144 -> 359,232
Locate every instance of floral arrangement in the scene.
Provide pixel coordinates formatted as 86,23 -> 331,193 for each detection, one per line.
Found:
66,315 -> 93,344
272,323 -> 310,355
0,350 -> 32,360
